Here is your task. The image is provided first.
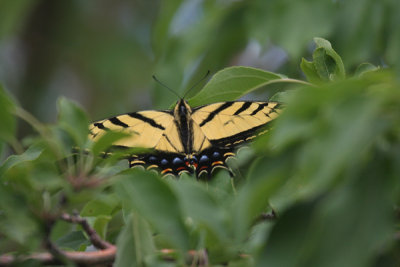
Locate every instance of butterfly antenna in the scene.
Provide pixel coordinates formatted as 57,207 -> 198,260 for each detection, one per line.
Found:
183,70 -> 210,99
152,75 -> 181,99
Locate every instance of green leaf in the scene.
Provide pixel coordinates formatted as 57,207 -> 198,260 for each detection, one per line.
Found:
55,231 -> 90,251
115,169 -> 189,250
188,66 -> 284,106
0,84 -> 16,146
354,63 -> 379,77
80,195 -> 119,240
255,201 -> 316,267
301,38 -> 346,83
80,195 -> 120,217
233,156 -> 290,242
57,97 -> 89,147
115,213 -> 156,267
93,215 -> 112,240
268,79 -> 386,201
313,48 -> 337,81
256,166 -> 393,267
269,90 -> 295,103
169,179 -> 231,244
312,37 -> 345,81
0,184 -> 40,246
300,58 -> 321,83
0,144 -> 43,178
90,131 -> 130,157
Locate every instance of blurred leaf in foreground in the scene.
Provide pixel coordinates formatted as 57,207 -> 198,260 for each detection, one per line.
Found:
252,70 -> 400,266
115,169 -> 190,251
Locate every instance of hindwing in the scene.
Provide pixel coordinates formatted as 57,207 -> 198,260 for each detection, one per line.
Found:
191,101 -> 281,148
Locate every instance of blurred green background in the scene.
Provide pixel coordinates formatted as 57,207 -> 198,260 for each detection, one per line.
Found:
0,0 -> 398,132
1,1 -> 400,266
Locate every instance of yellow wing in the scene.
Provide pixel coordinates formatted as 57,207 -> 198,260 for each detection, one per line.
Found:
89,110 -> 184,153
191,101 -> 281,149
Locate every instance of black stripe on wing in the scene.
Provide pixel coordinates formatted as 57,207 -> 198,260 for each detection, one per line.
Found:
250,103 -> 270,116
128,112 -> 165,130
109,117 -> 129,128
93,122 -> 109,130
234,102 -> 252,115
199,102 -> 234,127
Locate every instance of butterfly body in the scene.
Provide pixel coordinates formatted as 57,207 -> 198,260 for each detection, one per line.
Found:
90,99 -> 280,177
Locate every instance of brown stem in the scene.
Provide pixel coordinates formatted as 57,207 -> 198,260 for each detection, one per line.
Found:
0,212 -> 116,266
0,247 -> 116,266
60,212 -> 113,249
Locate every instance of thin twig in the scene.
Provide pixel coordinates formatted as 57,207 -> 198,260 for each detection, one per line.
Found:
60,212 -> 113,249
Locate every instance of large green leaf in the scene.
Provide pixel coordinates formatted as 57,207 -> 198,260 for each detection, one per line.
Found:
188,66 -> 285,106
115,169 -> 189,250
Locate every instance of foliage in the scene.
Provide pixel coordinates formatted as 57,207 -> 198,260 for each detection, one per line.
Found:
0,0 -> 399,125
1,38 -> 399,266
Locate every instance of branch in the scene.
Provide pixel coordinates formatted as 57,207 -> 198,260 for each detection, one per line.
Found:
60,212 -> 113,249
0,213 -> 116,266
0,210 -> 275,266
0,247 -> 116,266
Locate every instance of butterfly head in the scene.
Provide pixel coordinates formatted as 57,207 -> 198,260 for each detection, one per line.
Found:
174,99 -> 192,118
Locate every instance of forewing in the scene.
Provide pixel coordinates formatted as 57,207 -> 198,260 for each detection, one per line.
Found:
90,110 -> 177,150
191,101 -> 281,147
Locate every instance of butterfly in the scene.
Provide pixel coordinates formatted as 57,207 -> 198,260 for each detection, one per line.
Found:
89,98 -> 280,178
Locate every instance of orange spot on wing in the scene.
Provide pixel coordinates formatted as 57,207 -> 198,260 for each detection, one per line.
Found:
161,168 -> 173,174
